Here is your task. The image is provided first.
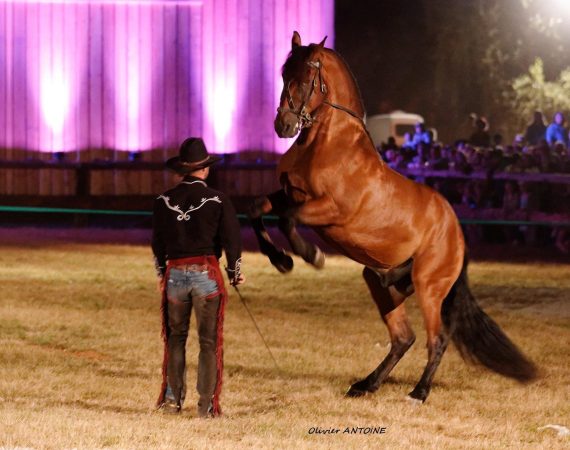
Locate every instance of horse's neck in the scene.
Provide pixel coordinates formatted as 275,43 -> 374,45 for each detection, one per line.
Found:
322,52 -> 365,119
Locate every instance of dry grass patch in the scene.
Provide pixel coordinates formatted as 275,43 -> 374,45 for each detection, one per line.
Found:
0,243 -> 568,449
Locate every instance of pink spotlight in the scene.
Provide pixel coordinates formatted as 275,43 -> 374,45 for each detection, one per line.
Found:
208,79 -> 236,150
40,69 -> 69,142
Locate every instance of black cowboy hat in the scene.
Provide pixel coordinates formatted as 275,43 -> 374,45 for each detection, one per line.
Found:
166,137 -> 222,173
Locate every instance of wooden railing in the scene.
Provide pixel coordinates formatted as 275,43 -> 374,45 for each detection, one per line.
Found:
1,158 -> 569,223
0,158 -> 281,197
2,158 -> 570,196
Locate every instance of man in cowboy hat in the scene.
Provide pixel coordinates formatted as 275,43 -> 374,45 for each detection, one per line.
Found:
152,137 -> 244,417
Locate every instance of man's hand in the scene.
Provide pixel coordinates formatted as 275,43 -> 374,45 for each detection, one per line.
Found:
231,273 -> 246,286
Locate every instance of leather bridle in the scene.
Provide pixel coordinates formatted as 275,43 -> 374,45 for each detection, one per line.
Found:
277,60 -> 327,129
277,59 -> 363,130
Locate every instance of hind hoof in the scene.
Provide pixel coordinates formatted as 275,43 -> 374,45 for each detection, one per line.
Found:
311,246 -> 325,269
270,251 -> 294,273
345,380 -> 372,398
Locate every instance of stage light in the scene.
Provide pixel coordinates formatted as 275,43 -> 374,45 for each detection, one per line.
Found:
40,69 -> 69,143
529,0 -> 570,20
209,81 -> 236,150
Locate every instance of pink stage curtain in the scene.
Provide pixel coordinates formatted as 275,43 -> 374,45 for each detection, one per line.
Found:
0,0 -> 334,156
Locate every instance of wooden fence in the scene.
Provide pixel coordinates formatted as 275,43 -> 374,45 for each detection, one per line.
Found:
1,149 -> 569,201
0,148 -> 281,197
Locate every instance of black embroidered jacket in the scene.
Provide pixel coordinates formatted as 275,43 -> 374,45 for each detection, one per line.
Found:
152,176 -> 242,281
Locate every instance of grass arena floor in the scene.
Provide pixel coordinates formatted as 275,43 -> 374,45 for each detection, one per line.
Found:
0,228 -> 568,449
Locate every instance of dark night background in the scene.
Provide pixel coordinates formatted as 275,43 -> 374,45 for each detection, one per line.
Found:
334,0 -> 570,143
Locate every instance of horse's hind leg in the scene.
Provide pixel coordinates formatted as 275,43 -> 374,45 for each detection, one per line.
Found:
249,195 -> 293,273
407,333 -> 449,403
407,250 -> 462,403
346,267 -> 415,397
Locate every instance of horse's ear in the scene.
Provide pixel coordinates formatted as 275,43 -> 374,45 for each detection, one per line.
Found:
318,36 -> 328,47
292,31 -> 302,49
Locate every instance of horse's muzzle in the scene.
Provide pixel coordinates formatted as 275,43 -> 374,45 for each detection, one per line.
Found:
274,111 -> 300,138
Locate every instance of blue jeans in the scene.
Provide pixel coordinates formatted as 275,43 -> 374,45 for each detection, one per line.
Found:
165,266 -> 221,414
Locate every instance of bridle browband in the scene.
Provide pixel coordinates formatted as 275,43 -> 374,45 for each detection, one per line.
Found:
277,59 -> 362,129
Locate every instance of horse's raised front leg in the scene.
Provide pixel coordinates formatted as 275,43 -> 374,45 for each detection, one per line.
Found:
277,217 -> 324,269
249,194 -> 294,273
249,190 -> 325,272
346,267 -> 415,397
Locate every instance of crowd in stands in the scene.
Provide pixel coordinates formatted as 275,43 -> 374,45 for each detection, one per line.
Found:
376,111 -> 570,253
378,112 -> 570,175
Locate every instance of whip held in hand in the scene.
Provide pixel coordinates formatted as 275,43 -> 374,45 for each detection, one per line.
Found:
233,286 -> 281,372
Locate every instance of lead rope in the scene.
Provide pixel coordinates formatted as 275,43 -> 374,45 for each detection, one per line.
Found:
234,286 -> 281,372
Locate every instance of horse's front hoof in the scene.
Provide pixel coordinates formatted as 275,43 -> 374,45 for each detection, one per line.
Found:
345,380 -> 371,398
270,250 -> 294,273
407,387 -> 428,403
311,246 -> 325,269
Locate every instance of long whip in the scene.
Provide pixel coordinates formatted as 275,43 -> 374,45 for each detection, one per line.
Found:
233,286 -> 281,372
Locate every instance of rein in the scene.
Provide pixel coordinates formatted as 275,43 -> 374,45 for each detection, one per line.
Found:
323,100 -> 363,121
278,60 -> 362,129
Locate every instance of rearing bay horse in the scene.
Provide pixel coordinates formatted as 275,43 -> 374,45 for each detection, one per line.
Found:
249,32 -> 537,402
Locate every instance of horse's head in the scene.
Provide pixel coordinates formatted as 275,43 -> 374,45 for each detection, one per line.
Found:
274,31 -> 329,138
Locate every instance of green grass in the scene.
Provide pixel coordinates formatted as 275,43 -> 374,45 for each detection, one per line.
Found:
0,243 -> 568,449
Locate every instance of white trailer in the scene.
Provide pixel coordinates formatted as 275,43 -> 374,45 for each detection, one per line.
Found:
366,111 -> 436,147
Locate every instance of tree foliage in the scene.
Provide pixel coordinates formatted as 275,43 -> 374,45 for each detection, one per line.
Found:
424,0 -> 570,141
335,0 -> 570,142
510,58 -> 570,130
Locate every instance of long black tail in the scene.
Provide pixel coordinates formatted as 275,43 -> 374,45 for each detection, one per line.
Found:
442,257 -> 537,382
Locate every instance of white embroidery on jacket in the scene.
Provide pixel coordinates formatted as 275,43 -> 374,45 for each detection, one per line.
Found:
158,194 -> 221,221
180,180 -> 207,187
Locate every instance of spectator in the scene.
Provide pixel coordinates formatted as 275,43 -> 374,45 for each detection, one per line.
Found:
558,142 -> 570,172
408,142 -> 430,169
520,154 -> 540,173
402,132 -> 414,150
535,142 -> 555,172
493,133 -> 504,150
524,111 -> 547,145
382,136 -> 398,152
483,147 -> 504,173
465,145 -> 483,170
469,117 -> 491,148
411,122 -> 432,149
505,153 -> 524,173
545,112 -> 569,147
385,148 -> 405,169
427,144 -> 449,170
441,145 -> 454,163
453,150 -> 473,174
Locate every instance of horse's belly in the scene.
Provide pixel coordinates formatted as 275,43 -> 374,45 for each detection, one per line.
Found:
315,226 -> 415,269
